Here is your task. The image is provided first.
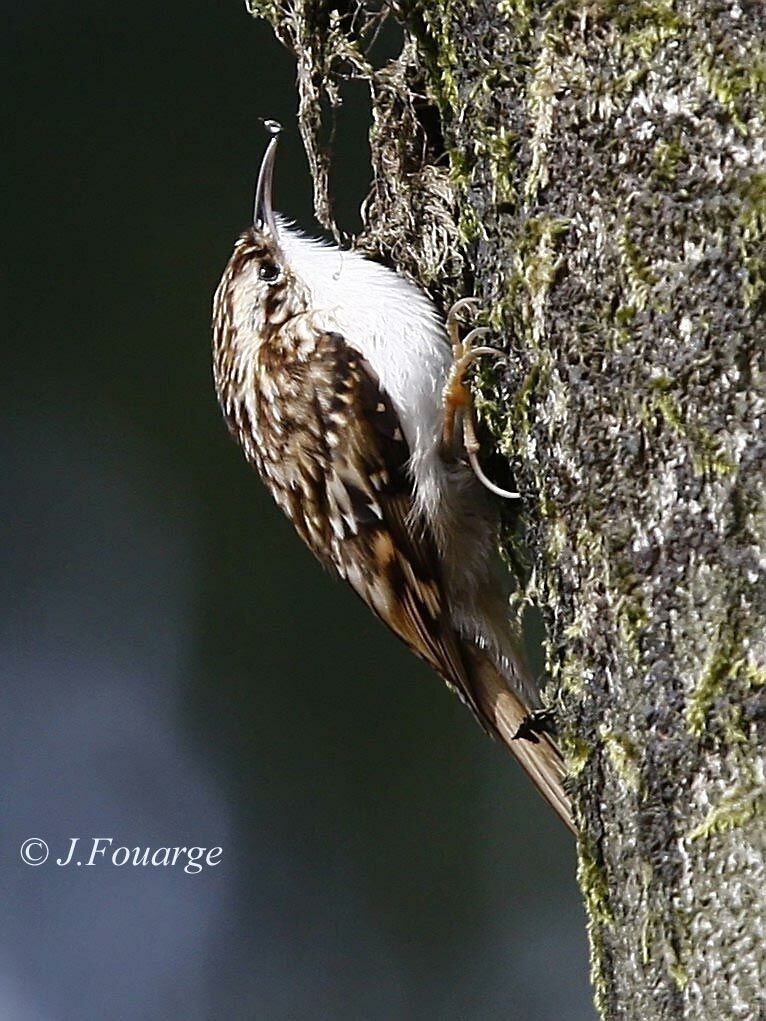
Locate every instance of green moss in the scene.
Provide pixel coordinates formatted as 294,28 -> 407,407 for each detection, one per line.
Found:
686,653 -> 763,747
618,219 -> 657,313
737,171 -> 766,312
496,0 -> 534,25
486,288 -> 513,333
649,387 -> 686,432
577,837 -> 614,1015
457,203 -> 482,245
507,215 -> 570,350
524,52 -> 557,205
685,636 -> 756,737
544,513 -> 569,567
616,592 -> 650,663
565,0 -> 687,77
718,704 -> 748,748
559,649 -> 588,698
600,728 -> 642,793
481,127 -> 520,208
698,47 -> 766,136
408,3 -> 461,118
668,959 -> 689,991
638,864 -> 693,989
652,135 -> 686,188
614,304 -> 637,326
613,0 -> 686,63
502,358 -> 546,439
245,0 -> 279,20
688,779 -> 764,840
686,646 -> 729,737
510,0 -> 686,214
474,379 -> 510,452
447,146 -> 470,187
641,381 -> 734,478
564,735 -> 593,777
685,429 -> 733,479
740,662 -> 766,691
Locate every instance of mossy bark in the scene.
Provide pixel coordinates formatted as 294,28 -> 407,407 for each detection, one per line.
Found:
247,2 -> 765,1018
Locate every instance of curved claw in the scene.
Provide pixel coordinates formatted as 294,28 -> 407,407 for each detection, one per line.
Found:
442,309 -> 521,502
461,325 -> 491,348
463,423 -> 521,501
446,297 -> 482,348
447,296 -> 482,322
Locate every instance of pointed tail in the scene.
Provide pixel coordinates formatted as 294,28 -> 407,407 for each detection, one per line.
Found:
466,648 -> 575,833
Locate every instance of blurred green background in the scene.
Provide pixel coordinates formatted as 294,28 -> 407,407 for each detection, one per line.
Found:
2,2 -> 593,1017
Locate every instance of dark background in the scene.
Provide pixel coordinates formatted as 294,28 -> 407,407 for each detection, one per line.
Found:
2,2 -> 593,1017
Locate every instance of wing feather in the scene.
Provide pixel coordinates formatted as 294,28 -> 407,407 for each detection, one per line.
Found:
310,336 -> 477,707
291,332 -> 572,830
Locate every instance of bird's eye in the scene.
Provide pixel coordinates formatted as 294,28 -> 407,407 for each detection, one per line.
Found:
258,261 -> 281,284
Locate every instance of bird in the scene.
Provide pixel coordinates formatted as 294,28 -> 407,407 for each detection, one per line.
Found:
212,120 -> 573,832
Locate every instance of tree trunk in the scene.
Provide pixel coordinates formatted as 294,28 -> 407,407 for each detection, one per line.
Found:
247,1 -> 765,1017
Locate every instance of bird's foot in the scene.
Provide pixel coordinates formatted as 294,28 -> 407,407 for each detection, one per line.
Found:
442,298 -> 520,501
513,707 -> 557,744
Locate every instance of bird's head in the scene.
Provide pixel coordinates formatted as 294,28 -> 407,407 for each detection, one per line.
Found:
212,120 -> 311,406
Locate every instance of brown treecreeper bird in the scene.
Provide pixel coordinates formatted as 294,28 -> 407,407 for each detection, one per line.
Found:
212,121 -> 573,831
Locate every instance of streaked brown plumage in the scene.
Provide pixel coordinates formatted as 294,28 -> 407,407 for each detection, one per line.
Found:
212,126 -> 573,831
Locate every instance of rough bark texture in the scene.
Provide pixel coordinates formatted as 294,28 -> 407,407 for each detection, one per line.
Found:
247,2 -> 765,1018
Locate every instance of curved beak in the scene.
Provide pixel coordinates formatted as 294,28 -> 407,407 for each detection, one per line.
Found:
253,119 -> 282,241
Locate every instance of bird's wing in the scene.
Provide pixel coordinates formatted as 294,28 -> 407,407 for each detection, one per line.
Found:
298,332 -> 573,831
308,333 -> 474,705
